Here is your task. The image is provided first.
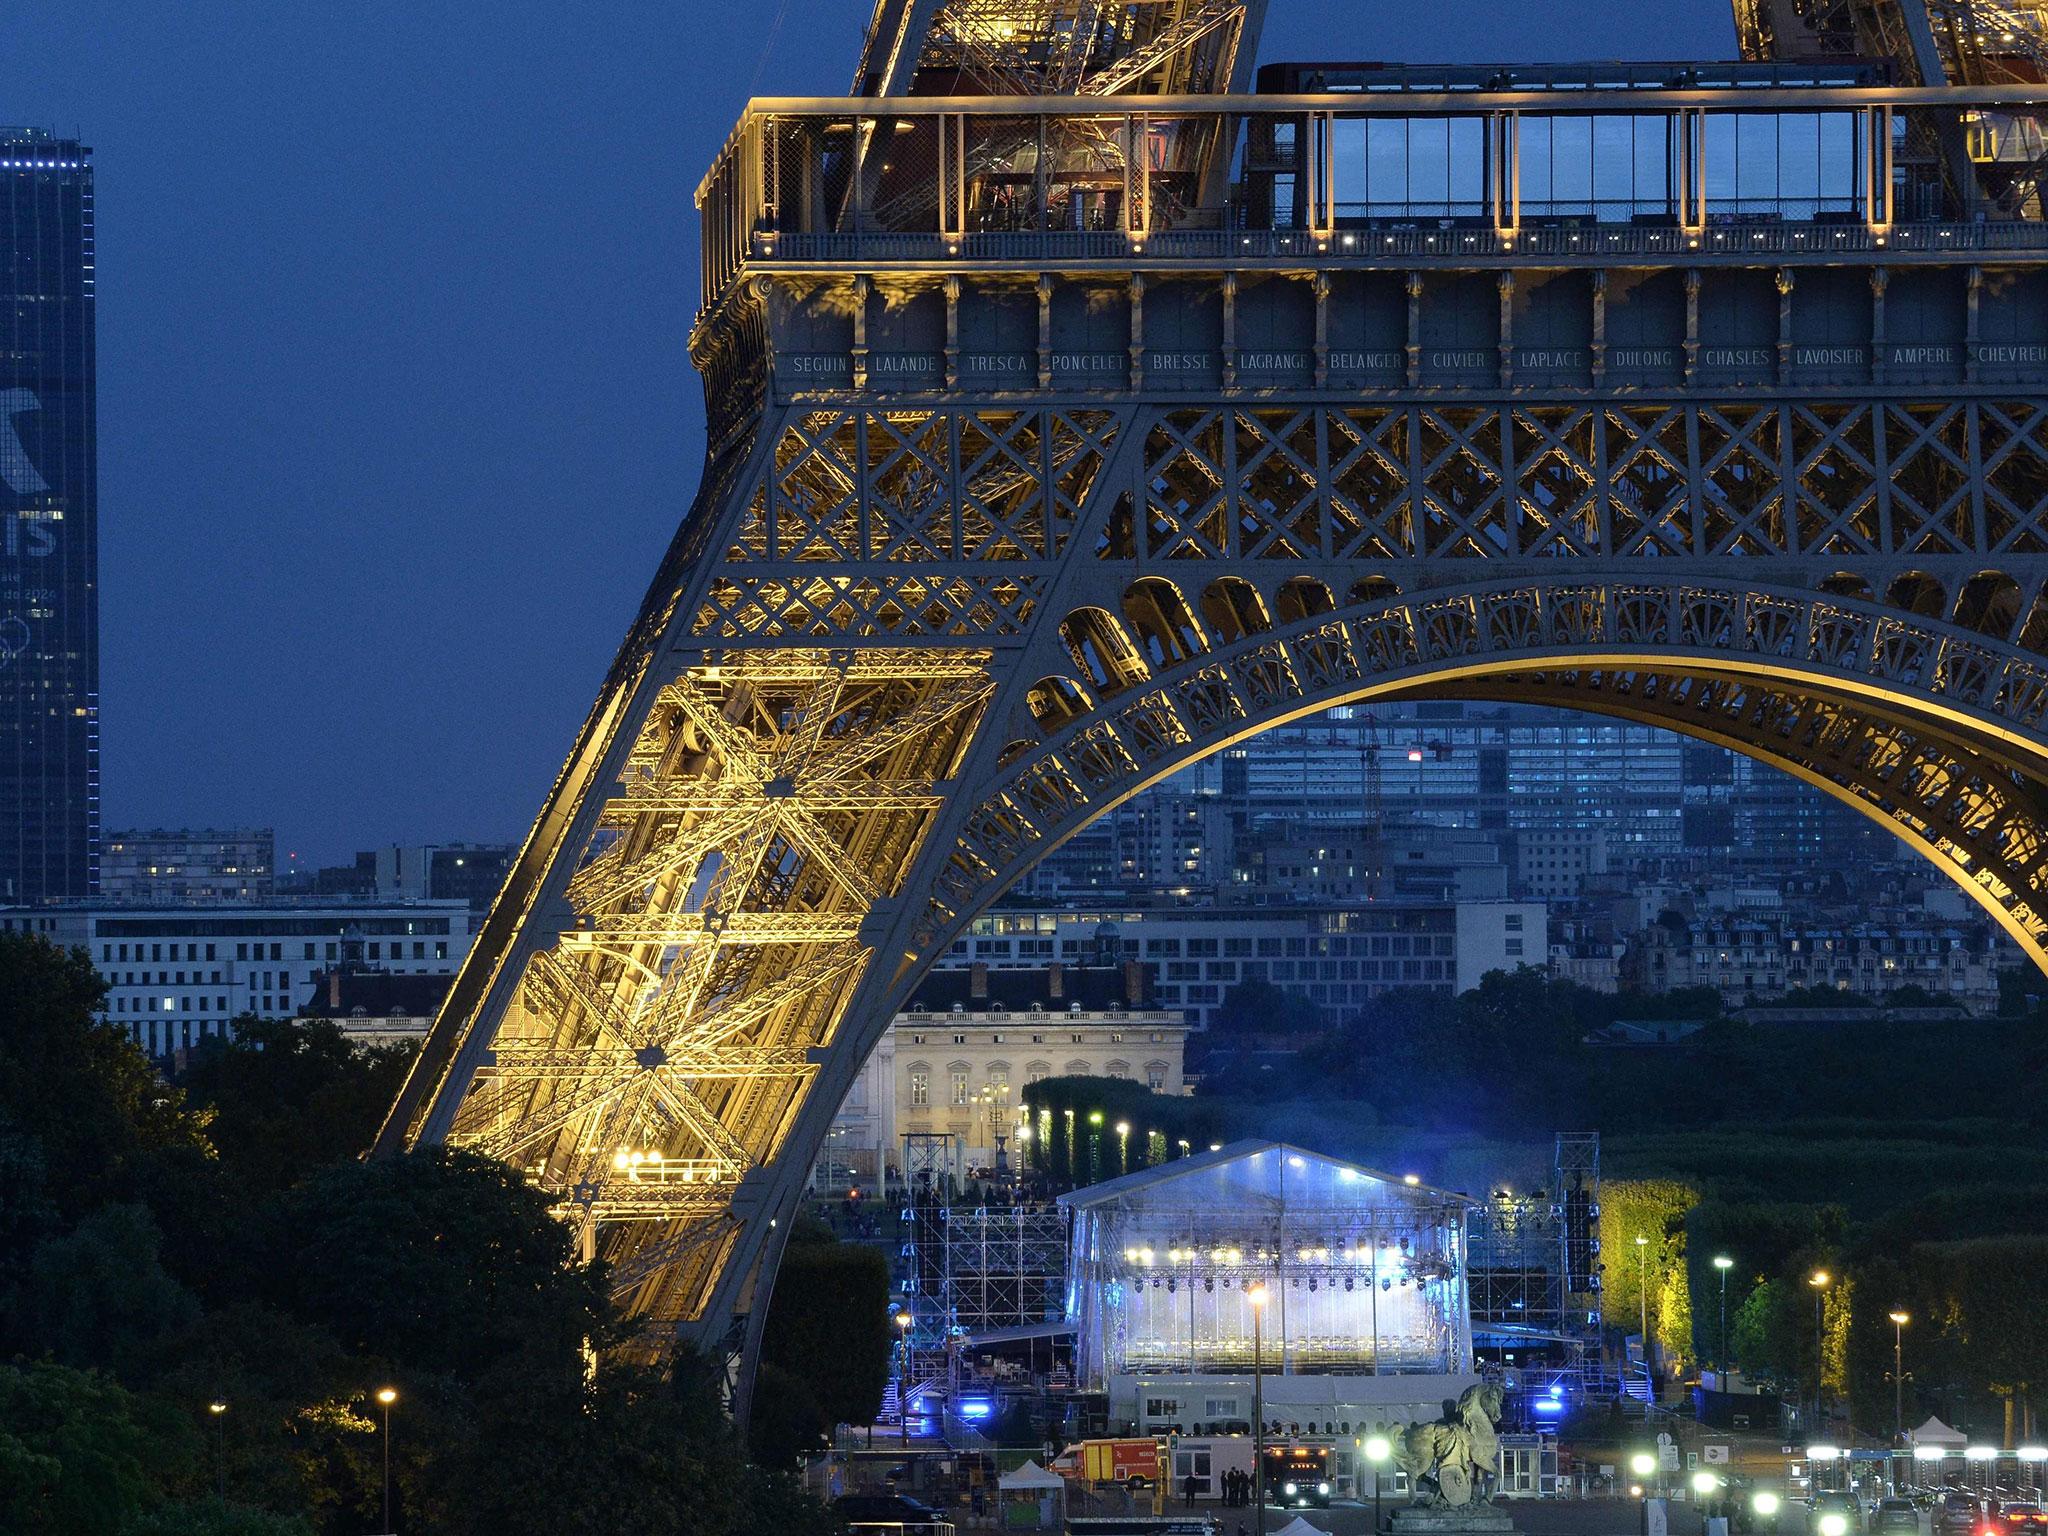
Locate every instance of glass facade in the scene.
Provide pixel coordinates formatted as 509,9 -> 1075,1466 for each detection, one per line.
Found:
1018,698 -> 1872,896
0,131 -> 96,901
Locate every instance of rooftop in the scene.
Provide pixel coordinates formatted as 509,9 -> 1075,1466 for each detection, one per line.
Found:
1057,1137 -> 1471,1210
904,962 -> 1160,1013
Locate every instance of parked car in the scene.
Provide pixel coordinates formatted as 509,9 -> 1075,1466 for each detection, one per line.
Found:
1937,1491 -> 1984,1536
1815,1491 -> 1865,1536
833,1493 -> 953,1535
1875,1497 -> 1923,1534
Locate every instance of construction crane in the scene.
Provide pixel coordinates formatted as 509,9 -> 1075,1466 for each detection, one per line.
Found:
1358,710 -> 1384,904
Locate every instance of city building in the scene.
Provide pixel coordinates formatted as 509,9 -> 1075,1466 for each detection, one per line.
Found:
822,963 -> 1189,1182
1510,828 -> 1611,902
101,828 -> 274,904
1059,1140 -> 1478,1480
945,902 -> 1546,1028
284,843 -> 513,918
0,130 -> 97,903
299,965 -> 449,1048
1545,913 -> 1625,994
0,899 -> 471,1055
1621,912 -> 2012,1010
1017,699 -> 1902,909
365,843 -> 513,911
1234,823 -> 1509,904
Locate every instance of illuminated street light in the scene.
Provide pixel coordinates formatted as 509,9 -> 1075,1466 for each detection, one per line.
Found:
207,1400 -> 228,1502
375,1389 -> 398,1535
1635,1235 -> 1652,1397
1364,1434 -> 1392,1531
1888,1310 -> 1910,1440
894,1311 -> 915,1446
1810,1271 -> 1832,1434
1713,1255 -> 1735,1377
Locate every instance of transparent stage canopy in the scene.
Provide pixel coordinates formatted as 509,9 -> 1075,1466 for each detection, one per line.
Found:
1059,1141 -> 1474,1388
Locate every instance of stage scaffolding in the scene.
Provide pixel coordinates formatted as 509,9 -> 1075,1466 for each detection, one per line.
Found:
899,1131 -> 1066,1341
1465,1132 -> 1604,1393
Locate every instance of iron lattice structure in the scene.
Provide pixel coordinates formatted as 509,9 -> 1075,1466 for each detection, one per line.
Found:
378,0 -> 2048,1408
940,1203 -> 1069,1332
1466,1133 -> 1603,1391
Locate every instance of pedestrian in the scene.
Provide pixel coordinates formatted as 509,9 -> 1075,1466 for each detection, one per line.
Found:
1186,1471 -> 1200,1507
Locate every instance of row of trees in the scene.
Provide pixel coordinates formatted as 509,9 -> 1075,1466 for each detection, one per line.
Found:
0,933 -> 869,1534
1603,1177 -> 2048,1441
1018,1074 -> 1233,1184
1198,968 -> 2048,1140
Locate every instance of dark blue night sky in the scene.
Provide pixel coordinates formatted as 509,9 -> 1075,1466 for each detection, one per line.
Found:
1,0 -> 1731,865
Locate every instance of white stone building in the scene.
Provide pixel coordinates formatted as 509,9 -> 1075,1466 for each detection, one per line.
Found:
819,964 -> 1191,1185
0,900 -> 472,1055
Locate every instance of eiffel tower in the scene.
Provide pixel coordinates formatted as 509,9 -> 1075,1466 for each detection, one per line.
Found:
377,0 -> 2048,1404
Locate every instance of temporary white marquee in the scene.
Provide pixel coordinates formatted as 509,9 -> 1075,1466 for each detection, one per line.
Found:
1059,1140 -> 1474,1390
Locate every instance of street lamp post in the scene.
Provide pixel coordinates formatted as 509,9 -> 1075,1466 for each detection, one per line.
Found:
1115,1120 -> 1130,1175
1810,1272 -> 1832,1435
1890,1311 -> 1911,1444
896,1311 -> 915,1445
1365,1434 -> 1392,1534
375,1388 -> 397,1535
1714,1255 -> 1734,1378
1250,1284 -> 1270,1536
208,1401 -> 227,1503
1631,1451 -> 1660,1504
1635,1234 -> 1652,1401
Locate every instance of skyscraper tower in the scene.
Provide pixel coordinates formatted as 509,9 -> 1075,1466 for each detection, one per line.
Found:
0,131 -> 97,902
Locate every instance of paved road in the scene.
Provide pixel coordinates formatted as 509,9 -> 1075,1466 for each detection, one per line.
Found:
1153,1500 -> 1822,1536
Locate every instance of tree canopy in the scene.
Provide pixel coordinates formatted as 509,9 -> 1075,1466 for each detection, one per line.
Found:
0,931 -> 851,1535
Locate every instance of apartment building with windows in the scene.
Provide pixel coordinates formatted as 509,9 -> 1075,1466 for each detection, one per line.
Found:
0,899 -> 471,1055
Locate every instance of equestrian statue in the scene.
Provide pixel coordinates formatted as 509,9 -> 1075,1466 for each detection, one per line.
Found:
1396,1384 -> 1506,1508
